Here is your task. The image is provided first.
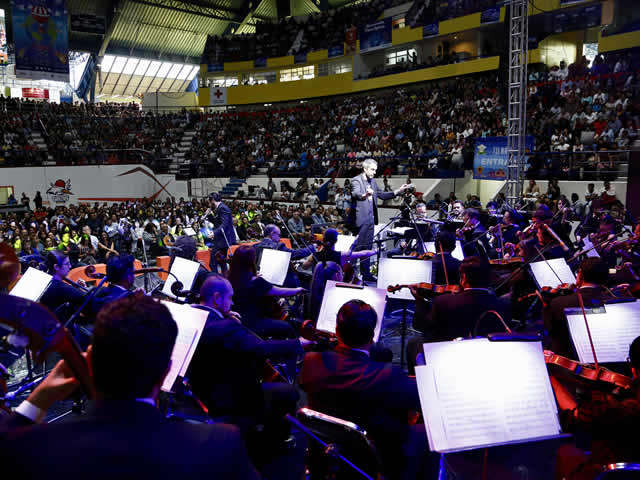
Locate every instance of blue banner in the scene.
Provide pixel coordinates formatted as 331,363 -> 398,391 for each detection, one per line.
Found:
13,0 -> 69,82
254,57 -> 267,68
480,7 -> 500,24
294,53 -> 307,64
60,94 -> 73,103
423,23 -> 439,38
328,45 -> 344,58
473,136 -> 535,180
207,62 -> 224,72
358,18 -> 392,53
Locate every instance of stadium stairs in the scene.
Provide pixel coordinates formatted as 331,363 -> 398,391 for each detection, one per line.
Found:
220,178 -> 246,196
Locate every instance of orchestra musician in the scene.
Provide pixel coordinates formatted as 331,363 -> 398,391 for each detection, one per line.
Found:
89,255 -> 137,318
204,192 -> 236,274
300,228 -> 376,272
170,235 -> 214,302
457,208 -> 489,258
299,299 -> 439,480
488,209 -> 520,258
551,335 -> 640,480
350,159 -> 412,282
413,257 -> 512,345
227,245 -> 304,339
388,202 -> 434,257
431,231 -> 461,285
39,251 -> 87,316
543,258 -> 618,358
0,294 -> 261,479
188,275 -> 306,477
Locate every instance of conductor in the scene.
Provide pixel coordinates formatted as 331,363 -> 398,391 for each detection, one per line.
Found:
350,159 -> 411,281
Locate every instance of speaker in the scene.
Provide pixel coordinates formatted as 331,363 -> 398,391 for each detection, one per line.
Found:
276,0 -> 290,18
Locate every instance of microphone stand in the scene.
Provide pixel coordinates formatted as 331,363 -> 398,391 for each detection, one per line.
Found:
275,212 -> 320,264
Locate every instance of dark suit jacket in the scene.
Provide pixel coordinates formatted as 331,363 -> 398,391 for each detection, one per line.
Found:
0,400 -> 260,480
208,202 -> 236,251
431,252 -> 461,285
39,278 -> 86,316
350,174 -> 395,226
299,345 -> 420,444
544,286 -> 615,358
187,306 -> 301,417
429,289 -> 512,341
89,284 -> 132,317
461,223 -> 490,258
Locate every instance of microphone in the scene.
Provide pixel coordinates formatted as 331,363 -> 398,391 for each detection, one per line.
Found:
416,218 -> 444,225
542,224 -> 570,252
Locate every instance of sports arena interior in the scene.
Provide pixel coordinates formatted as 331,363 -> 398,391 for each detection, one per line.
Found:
0,0 -> 640,478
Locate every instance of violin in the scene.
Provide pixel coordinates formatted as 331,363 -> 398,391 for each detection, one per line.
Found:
387,282 -> 462,296
544,350 -> 633,393
518,283 -> 577,303
489,257 -> 524,266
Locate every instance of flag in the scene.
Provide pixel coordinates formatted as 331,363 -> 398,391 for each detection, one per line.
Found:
209,87 -> 227,106
315,179 -> 331,202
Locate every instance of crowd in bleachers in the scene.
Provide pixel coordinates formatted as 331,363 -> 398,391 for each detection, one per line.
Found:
202,0 -> 501,63
1,49 -> 638,182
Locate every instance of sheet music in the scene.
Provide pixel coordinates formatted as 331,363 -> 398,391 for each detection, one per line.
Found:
419,339 -> 561,453
316,281 -> 387,341
258,249 -> 292,286
389,227 -> 413,236
335,234 -> 356,252
161,301 -> 208,392
424,241 -> 464,261
161,257 -> 201,299
529,258 -> 576,288
566,301 -> 640,363
377,257 -> 432,300
183,227 -> 196,236
10,267 -> 53,302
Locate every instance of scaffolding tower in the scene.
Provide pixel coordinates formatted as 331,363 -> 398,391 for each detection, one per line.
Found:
506,0 -> 529,205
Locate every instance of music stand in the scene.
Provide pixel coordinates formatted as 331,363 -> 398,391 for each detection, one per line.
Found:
416,338 -> 564,454
335,234 -> 357,253
9,267 -> 52,302
161,257 -> 201,299
377,257 -> 432,368
529,258 -> 576,289
424,241 -> 465,261
316,281 -> 387,342
566,300 -> 640,363
161,301 -> 208,393
258,249 -> 292,286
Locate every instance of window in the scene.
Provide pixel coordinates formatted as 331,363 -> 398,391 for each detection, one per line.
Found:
207,75 -> 238,87
280,65 -> 315,82
386,48 -> 416,66
241,71 -> 276,85
330,61 -> 352,75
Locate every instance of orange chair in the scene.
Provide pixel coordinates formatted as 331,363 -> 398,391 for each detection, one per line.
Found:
67,260 -> 143,285
156,256 -> 170,280
282,238 -> 292,249
195,250 -> 211,270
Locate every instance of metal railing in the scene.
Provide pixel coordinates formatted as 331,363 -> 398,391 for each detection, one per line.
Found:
524,150 -> 631,181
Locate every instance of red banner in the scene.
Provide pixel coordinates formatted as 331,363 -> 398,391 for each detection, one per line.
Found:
22,88 -> 49,99
345,27 -> 357,55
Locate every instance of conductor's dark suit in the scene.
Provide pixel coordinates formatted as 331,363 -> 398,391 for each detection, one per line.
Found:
208,201 -> 236,272
544,286 -> 616,358
428,288 -> 512,341
0,400 -> 260,480
350,174 -> 396,278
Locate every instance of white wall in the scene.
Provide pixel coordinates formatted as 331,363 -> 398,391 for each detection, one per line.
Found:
1,165 -> 183,206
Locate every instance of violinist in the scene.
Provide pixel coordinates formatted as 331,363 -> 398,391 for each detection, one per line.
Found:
458,209 -> 489,258
409,257 -> 511,357
551,335 -> 640,480
227,245 -> 304,339
39,251 -> 88,318
431,231 -> 461,285
590,215 -> 620,269
188,275 -> 305,476
488,209 -> 519,258
543,258 -> 617,358
300,228 -> 376,272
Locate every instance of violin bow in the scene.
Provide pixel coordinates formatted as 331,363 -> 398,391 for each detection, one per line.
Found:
438,243 -> 450,286
575,289 -> 600,373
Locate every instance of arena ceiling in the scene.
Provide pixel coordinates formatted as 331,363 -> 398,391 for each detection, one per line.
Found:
0,0 -> 365,98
